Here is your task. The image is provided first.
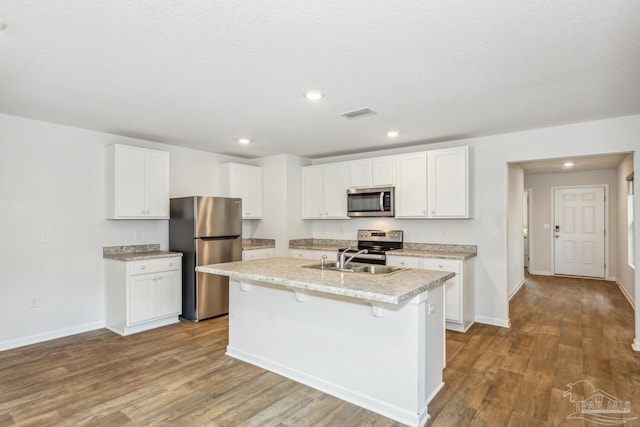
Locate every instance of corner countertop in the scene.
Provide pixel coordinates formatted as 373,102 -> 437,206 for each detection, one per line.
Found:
103,244 -> 182,261
196,257 -> 453,305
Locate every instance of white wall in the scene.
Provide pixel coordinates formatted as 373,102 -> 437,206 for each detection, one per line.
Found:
523,169 -> 619,277
253,154 -> 312,256
507,164 -> 525,298
617,154 -> 635,307
311,114 -> 640,334
0,114 -> 245,350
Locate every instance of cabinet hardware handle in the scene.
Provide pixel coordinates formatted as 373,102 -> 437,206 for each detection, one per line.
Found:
438,264 -> 443,268
140,210 -> 145,214
169,263 -> 173,267
141,265 -> 146,269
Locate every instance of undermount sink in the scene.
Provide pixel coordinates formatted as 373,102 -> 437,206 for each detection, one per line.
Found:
303,262 -> 407,275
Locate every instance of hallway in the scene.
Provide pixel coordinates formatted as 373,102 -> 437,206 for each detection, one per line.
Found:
429,274 -> 639,426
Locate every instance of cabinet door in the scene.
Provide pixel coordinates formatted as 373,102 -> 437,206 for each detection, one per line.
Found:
128,273 -> 157,324
348,160 -> 371,188
243,249 -> 274,260
421,258 -> 462,323
301,166 -> 325,218
144,150 -> 170,218
394,152 -> 428,217
156,270 -> 181,317
116,146 -> 146,217
427,146 -> 468,218
244,165 -> 263,218
371,156 -> 394,186
322,163 -> 348,218
386,255 -> 422,268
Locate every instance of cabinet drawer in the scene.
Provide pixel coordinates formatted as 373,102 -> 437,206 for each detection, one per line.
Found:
386,255 -> 422,268
421,258 -> 461,274
129,257 -> 181,275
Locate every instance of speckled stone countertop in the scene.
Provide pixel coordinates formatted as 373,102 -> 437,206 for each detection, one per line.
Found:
196,257 -> 453,305
289,239 -> 477,260
243,238 -> 276,250
289,238 -> 356,251
392,243 -> 476,260
103,244 -> 183,261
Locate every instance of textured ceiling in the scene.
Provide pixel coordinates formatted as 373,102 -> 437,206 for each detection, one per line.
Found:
0,1 -> 639,159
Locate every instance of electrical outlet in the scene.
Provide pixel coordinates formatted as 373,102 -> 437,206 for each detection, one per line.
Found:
40,232 -> 51,243
428,303 -> 436,315
30,297 -> 39,308
440,230 -> 446,238
134,230 -> 143,241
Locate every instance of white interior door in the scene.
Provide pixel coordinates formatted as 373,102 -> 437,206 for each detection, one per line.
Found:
553,187 -> 605,278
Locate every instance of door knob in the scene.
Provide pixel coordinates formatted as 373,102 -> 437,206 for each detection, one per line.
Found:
555,234 -> 559,238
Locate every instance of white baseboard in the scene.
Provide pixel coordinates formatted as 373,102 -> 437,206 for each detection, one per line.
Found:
509,278 -> 526,301
633,339 -> 640,352
615,279 -> 635,310
475,315 -> 510,328
528,270 -> 552,276
0,321 -> 105,352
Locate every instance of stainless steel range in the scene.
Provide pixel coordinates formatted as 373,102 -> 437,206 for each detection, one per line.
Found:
338,229 -> 403,265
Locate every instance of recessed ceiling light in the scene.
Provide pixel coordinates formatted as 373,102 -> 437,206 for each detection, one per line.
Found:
238,138 -> 251,145
563,161 -> 574,168
387,130 -> 399,138
304,90 -> 323,101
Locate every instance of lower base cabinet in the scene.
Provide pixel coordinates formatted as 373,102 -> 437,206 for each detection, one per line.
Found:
242,248 -> 275,260
105,256 -> 182,336
387,255 -> 474,332
289,249 -> 338,261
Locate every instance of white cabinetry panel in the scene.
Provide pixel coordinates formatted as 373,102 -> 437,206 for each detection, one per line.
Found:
107,144 -> 170,219
394,152 -> 428,218
105,256 -> 182,336
221,163 -> 263,219
301,163 -> 348,219
386,254 -> 474,332
427,146 -> 469,218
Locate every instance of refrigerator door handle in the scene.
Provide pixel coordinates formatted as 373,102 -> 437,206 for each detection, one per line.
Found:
198,235 -> 241,241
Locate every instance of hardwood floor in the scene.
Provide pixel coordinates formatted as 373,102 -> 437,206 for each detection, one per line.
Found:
1,274 -> 638,426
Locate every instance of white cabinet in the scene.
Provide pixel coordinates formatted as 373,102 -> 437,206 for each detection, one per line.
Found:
289,249 -> 338,261
394,147 -> 470,219
107,144 -> 170,219
427,146 -> 469,218
242,248 -> 274,260
394,152 -> 428,218
301,163 -> 349,219
387,254 -> 474,332
221,163 -> 263,219
105,256 -> 182,336
348,156 -> 394,188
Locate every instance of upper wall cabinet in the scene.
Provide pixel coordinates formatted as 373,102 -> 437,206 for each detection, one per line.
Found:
302,163 -> 349,219
220,163 -> 263,219
107,144 -> 170,219
394,147 -> 470,219
394,152 -> 428,217
427,146 -> 469,218
348,156 -> 394,188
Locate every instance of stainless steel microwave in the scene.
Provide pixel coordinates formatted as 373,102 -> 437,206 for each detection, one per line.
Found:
347,187 -> 394,217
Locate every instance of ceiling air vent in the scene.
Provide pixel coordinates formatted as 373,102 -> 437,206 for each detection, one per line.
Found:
339,107 -> 377,119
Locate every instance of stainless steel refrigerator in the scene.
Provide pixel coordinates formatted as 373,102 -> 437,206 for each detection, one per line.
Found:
169,196 -> 242,321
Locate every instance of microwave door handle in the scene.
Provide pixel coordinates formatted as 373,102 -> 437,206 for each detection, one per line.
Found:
379,192 -> 384,212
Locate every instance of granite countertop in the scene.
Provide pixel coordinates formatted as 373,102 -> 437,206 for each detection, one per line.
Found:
103,244 -> 183,261
389,249 -> 476,260
196,257 -> 453,305
288,239 -> 477,260
243,238 -> 276,250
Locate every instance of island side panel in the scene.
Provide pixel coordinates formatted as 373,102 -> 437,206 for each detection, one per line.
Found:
226,278 -> 444,427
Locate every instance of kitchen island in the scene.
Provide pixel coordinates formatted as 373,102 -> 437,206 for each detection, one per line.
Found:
196,257 -> 454,427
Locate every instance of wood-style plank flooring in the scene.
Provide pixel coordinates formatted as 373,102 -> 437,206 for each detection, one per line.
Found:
1,274 -> 638,426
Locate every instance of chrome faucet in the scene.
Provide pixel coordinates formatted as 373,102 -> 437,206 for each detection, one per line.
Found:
339,246 -> 368,269
320,254 -> 327,270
